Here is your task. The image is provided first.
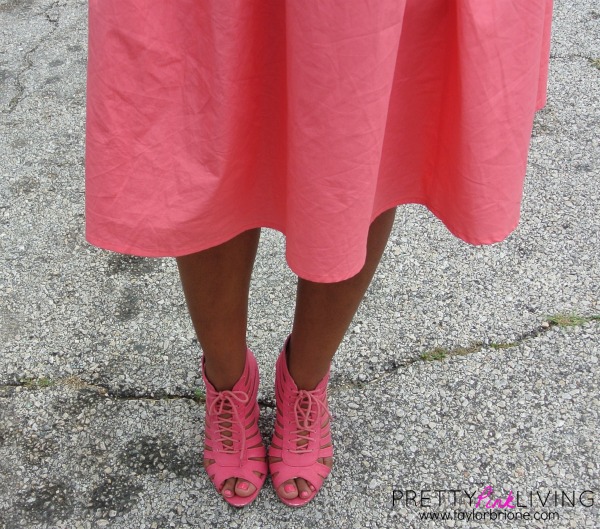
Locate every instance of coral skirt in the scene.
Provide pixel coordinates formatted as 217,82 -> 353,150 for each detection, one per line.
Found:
85,0 -> 553,282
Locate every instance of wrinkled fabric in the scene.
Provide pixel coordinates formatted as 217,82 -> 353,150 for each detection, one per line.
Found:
85,0 -> 553,282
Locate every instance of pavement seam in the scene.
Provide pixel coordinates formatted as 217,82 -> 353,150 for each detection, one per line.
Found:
335,314 -> 600,392
3,0 -> 61,114
549,53 -> 597,60
1,314 -> 598,407
549,52 -> 600,72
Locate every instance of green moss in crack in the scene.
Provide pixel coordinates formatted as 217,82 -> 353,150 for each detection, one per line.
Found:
547,313 -> 590,327
489,342 -> 519,350
420,347 -> 448,362
19,377 -> 54,388
421,342 -> 483,362
452,343 -> 482,356
194,387 -> 206,403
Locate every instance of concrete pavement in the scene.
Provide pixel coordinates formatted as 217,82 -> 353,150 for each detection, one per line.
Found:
0,0 -> 598,527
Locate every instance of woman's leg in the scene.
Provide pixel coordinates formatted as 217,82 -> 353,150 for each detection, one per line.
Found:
271,206 -> 397,501
176,227 -> 262,500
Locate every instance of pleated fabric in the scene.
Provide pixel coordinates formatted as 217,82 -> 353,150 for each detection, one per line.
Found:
85,0 -> 553,282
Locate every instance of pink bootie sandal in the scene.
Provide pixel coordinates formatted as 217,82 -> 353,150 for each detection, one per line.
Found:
201,347 -> 267,507
268,334 -> 334,507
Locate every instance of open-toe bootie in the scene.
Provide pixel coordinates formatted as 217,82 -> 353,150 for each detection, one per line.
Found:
268,334 -> 333,507
201,346 -> 267,507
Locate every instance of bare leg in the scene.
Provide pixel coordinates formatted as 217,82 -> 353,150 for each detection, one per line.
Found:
270,206 -> 397,501
176,227 -> 263,500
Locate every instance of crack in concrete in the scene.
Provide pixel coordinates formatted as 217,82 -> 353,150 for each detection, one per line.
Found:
3,1 -> 61,114
550,53 -> 598,62
339,314 -> 600,391
1,315 -> 598,405
0,377 -> 277,408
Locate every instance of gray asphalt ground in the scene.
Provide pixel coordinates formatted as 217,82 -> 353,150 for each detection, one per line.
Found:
1,1 -> 599,528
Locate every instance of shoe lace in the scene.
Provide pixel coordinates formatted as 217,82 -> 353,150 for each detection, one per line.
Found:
208,390 -> 249,461
290,389 -> 330,454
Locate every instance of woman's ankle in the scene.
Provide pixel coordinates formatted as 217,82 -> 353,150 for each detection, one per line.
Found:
285,337 -> 330,391
203,354 -> 246,391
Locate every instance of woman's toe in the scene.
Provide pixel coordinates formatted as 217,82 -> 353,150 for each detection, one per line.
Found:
235,478 -> 255,497
295,478 -> 313,499
221,477 -> 236,498
279,479 -> 299,499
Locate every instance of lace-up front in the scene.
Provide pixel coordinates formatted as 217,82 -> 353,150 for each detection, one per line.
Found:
201,347 -> 267,507
207,390 -> 250,460
289,389 -> 331,454
268,334 -> 334,506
